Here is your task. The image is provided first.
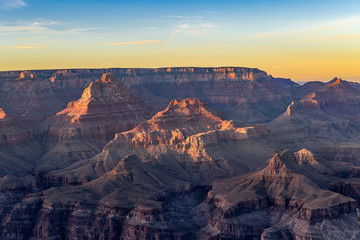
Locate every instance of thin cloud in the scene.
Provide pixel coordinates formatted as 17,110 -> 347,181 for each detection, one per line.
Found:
8,46 -> 48,49
172,23 -> 218,36
0,0 -> 26,10
165,16 -> 205,19
62,28 -> 94,33
103,40 -> 168,46
178,24 -> 192,29
8,43 -> 52,49
0,20 -> 92,36
148,27 -> 171,31
172,29 -> 204,36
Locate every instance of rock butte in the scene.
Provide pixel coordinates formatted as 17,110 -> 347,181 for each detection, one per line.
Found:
35,73 -> 152,172
0,68 -> 359,239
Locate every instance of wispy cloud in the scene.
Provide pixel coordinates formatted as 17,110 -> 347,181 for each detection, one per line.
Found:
147,27 -> 171,31
172,29 -> 204,36
0,20 -> 92,36
165,16 -> 205,19
7,43 -> 52,49
0,0 -> 26,10
178,24 -> 192,29
172,23 -> 218,36
103,40 -> 168,46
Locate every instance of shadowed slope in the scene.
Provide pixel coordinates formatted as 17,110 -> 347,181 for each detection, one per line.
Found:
201,149 -> 359,239
269,78 -> 360,142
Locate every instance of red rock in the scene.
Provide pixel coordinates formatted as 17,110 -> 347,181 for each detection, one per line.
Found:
48,73 -> 151,142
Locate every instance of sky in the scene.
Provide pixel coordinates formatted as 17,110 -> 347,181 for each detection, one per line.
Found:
0,0 -> 360,82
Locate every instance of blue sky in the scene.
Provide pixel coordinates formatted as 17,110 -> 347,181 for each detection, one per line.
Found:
1,0 -> 360,81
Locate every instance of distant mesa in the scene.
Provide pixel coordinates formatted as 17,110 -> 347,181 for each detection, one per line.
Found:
49,70 -> 70,82
17,71 -> 35,80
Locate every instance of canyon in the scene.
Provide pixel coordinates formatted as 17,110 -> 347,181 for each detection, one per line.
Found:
0,67 -> 359,239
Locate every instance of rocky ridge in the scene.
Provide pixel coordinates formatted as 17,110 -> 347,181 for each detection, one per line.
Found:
269,78 -> 360,142
46,98 -> 271,185
0,67 -> 298,123
202,149 -> 359,239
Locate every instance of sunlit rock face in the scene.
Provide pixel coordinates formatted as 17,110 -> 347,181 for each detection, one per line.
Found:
35,73 -> 152,173
48,73 -> 152,142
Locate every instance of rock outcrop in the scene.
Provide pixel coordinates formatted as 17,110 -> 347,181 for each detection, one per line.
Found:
201,149 -> 359,239
269,78 -> 360,142
49,73 -> 151,142
45,98 -> 272,185
35,73 -> 152,173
